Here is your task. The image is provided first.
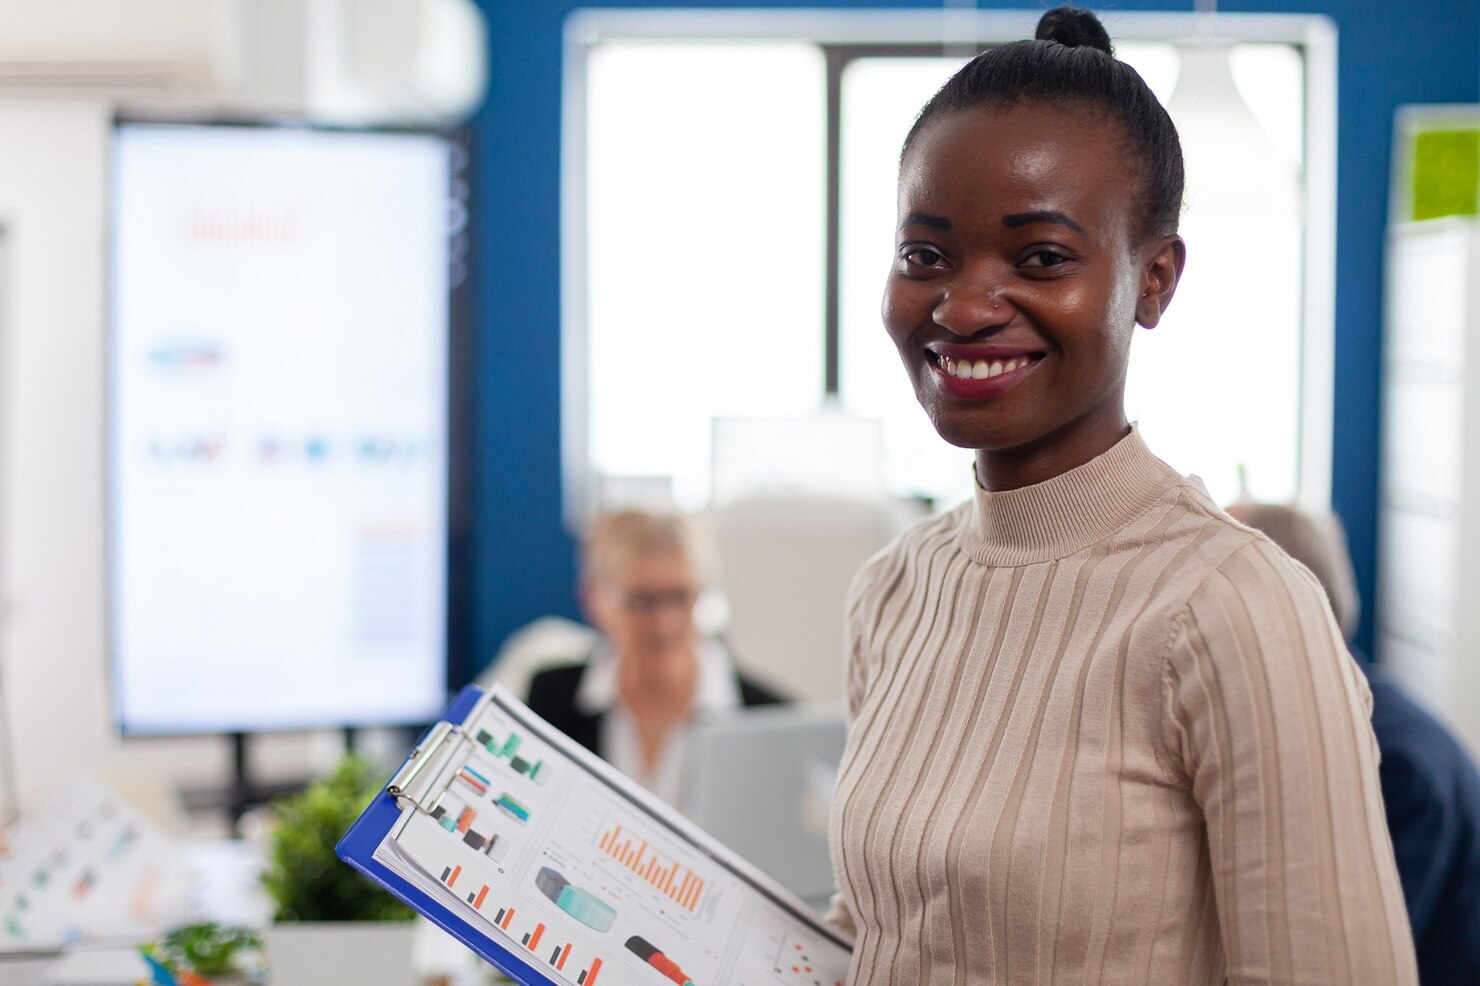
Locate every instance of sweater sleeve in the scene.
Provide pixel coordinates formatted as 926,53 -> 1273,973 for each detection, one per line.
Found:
826,560 -> 879,940
842,548 -> 892,722
1160,538 -> 1416,985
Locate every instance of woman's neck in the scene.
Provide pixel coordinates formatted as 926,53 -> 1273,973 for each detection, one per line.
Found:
975,412 -> 1131,492
616,652 -> 699,771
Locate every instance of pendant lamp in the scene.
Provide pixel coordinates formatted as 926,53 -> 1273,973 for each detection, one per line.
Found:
1167,26 -> 1303,217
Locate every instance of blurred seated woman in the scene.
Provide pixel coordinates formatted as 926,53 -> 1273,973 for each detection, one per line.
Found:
526,509 -> 783,806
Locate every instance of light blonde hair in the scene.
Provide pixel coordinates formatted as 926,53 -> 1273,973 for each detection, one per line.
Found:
582,510 -> 707,586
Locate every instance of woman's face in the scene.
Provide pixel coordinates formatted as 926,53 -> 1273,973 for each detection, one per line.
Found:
884,101 -> 1182,469
587,550 -> 698,673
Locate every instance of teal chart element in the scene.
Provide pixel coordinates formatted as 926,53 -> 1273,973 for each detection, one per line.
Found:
535,867 -> 618,933
476,728 -> 550,784
495,793 -> 530,823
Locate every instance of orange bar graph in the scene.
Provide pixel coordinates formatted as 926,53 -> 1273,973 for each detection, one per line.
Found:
449,866 -> 462,888
588,957 -> 602,985
474,886 -> 489,909
597,822 -> 704,913
557,944 -> 571,971
528,923 -> 545,952
501,908 -> 515,930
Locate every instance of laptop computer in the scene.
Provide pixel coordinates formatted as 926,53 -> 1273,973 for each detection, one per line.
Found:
682,704 -> 847,913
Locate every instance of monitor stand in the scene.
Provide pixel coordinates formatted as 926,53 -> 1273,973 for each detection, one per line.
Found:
227,732 -> 251,836
223,728 -> 362,836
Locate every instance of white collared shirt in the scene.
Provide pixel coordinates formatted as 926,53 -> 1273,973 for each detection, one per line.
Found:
573,639 -> 742,812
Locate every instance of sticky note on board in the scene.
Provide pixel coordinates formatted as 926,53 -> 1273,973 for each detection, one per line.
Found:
1412,128 -> 1480,221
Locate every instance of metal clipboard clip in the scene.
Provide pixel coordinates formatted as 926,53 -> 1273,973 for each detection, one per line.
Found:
386,721 -> 471,817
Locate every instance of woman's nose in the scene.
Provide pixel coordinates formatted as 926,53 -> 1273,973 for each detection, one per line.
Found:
932,278 -> 1013,337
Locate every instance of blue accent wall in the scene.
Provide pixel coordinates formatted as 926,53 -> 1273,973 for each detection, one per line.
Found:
468,0 -> 1480,676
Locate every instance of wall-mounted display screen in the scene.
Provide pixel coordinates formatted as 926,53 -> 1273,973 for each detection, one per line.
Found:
108,121 -> 452,734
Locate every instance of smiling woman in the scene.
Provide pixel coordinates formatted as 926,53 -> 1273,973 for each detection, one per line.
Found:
825,8 -> 1416,986
885,100 -> 1182,489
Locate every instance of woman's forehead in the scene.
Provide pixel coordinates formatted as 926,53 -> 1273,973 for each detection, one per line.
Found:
609,549 -> 695,584
898,103 -> 1135,217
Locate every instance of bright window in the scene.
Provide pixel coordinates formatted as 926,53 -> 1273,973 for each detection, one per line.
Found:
569,13 -> 1331,515
583,42 -> 827,509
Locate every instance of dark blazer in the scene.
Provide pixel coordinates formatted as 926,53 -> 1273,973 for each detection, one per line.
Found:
526,657 -> 785,760
1363,663 -> 1480,985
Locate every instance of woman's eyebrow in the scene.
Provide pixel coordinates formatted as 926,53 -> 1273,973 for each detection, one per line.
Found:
901,210 -> 952,231
1002,210 -> 1084,234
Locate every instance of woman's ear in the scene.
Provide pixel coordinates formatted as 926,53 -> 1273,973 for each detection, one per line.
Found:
1135,234 -> 1186,329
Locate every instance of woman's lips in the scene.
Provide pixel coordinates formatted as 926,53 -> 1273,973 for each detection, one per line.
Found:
929,351 -> 1044,399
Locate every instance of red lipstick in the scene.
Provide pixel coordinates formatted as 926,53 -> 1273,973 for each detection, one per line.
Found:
927,348 -> 1043,400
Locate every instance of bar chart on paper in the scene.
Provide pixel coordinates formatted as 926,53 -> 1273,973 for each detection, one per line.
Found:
489,903 -> 606,985
397,815 -> 614,986
597,820 -> 705,914
359,689 -> 855,986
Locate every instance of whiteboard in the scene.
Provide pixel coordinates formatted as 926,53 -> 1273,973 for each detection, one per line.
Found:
108,122 -> 451,733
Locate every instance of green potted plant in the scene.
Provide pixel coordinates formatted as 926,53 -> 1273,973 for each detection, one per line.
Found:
260,754 -> 416,986
141,921 -> 263,985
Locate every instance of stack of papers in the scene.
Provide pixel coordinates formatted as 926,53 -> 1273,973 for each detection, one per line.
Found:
0,777 -> 191,952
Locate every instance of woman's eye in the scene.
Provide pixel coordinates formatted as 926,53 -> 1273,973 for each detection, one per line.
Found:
1021,248 -> 1070,268
902,247 -> 944,267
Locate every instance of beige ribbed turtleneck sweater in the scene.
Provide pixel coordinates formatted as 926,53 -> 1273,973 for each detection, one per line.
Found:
827,428 -> 1415,985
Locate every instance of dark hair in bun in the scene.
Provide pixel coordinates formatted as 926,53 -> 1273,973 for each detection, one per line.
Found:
1035,6 -> 1114,55
903,5 -> 1182,239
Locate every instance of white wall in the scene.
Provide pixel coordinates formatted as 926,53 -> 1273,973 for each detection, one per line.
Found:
0,98 -> 348,826
0,0 -> 488,829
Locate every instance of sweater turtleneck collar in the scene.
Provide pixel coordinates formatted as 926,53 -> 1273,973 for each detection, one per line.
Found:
959,425 -> 1180,567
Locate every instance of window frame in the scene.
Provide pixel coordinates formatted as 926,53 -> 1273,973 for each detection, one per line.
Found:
561,8 -> 1338,525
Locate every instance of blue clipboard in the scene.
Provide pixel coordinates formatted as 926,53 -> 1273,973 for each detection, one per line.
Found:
336,685 -> 555,985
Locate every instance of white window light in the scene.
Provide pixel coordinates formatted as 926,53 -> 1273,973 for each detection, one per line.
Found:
564,10 -> 1336,521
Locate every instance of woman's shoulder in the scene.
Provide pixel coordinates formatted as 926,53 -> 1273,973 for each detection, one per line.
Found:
1129,476 -> 1338,625
1150,482 -> 1348,661
525,663 -> 590,716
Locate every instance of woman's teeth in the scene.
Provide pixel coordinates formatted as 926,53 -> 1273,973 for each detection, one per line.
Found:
938,355 -> 1034,379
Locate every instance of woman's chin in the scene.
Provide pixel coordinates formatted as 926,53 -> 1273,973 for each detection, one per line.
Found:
925,409 -> 1026,453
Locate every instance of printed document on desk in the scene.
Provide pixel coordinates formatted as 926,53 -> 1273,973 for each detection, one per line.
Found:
339,685 -> 851,986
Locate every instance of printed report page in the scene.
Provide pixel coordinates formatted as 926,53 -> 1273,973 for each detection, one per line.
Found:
373,687 -> 851,986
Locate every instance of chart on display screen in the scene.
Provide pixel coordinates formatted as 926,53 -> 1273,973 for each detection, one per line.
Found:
108,121 -> 453,733
351,687 -> 852,986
